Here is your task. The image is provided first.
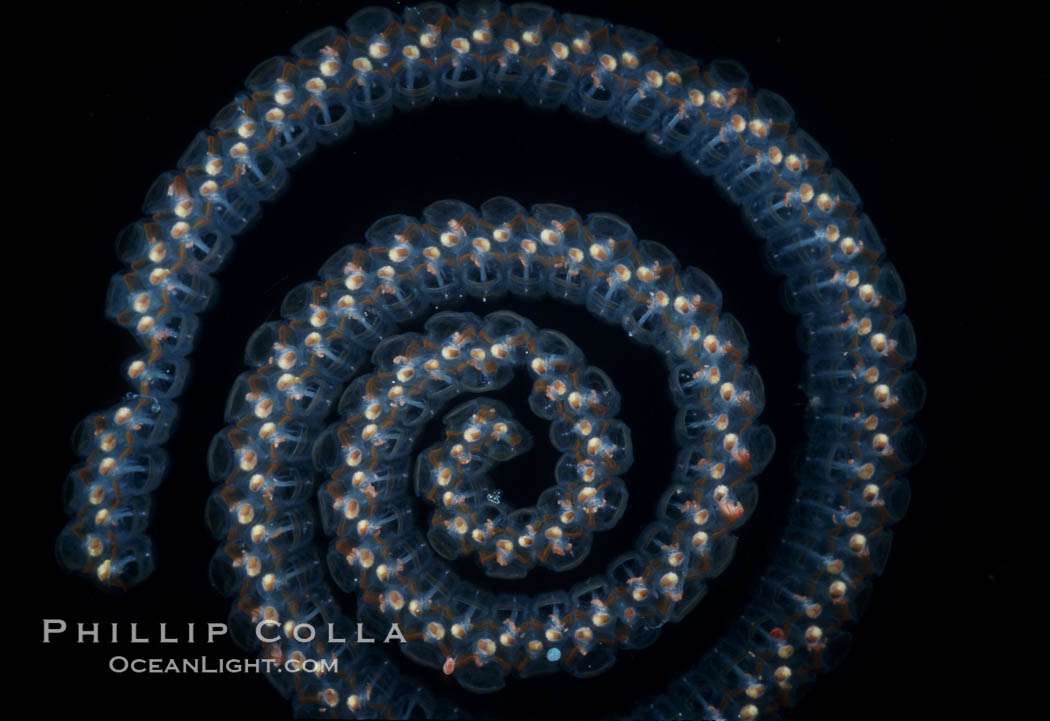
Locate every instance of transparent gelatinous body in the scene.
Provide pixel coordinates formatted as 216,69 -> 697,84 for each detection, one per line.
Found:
58,5 -> 923,720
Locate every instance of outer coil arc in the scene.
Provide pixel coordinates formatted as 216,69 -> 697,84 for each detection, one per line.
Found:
207,201 -> 771,696
57,3 -> 924,719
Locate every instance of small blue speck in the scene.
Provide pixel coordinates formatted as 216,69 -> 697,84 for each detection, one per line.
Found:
546,648 -> 561,662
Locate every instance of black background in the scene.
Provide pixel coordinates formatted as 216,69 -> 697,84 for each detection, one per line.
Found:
24,2 -> 1006,719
